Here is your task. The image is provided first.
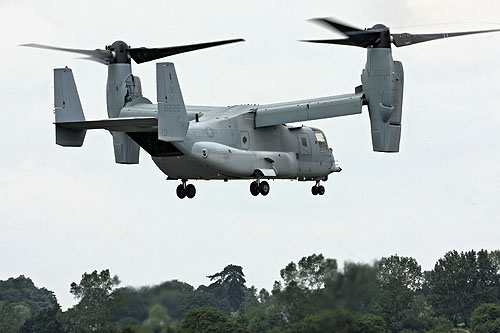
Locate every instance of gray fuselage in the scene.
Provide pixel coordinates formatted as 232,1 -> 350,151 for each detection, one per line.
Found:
141,105 -> 337,181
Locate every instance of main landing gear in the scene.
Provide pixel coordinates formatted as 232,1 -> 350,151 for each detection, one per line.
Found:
250,179 -> 270,196
311,181 -> 325,196
176,180 -> 196,199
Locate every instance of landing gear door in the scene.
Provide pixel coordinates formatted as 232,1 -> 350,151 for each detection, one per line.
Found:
298,134 -> 311,154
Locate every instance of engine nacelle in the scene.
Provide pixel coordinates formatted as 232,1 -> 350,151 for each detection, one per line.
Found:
361,48 -> 404,152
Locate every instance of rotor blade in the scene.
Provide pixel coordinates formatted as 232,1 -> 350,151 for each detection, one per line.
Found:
301,31 -> 381,48
129,38 -> 245,64
301,38 -> 367,47
392,28 -> 500,47
20,43 -> 112,64
309,18 -> 363,35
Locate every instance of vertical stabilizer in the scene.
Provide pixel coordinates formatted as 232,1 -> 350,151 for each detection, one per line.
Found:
156,62 -> 189,142
54,68 -> 86,147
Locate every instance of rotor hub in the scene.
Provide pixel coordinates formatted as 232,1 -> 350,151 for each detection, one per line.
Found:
370,24 -> 391,48
107,40 -> 131,64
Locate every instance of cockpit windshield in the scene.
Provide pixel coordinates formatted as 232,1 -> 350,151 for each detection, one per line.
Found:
314,130 -> 329,152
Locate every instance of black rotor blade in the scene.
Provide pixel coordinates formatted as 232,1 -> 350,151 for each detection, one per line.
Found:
20,43 -> 112,64
301,38 -> 366,47
301,31 -> 381,48
306,17 -> 388,48
310,18 -> 363,35
129,38 -> 245,64
392,28 -> 500,47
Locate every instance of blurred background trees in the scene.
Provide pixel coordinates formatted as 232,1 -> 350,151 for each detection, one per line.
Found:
1,249 -> 499,332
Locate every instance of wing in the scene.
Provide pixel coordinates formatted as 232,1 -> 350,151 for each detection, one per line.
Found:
255,92 -> 364,127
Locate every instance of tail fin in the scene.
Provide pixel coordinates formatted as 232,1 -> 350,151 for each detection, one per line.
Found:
54,68 -> 86,146
156,62 -> 189,142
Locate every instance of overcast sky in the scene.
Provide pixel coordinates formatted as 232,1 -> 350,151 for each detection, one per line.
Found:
1,0 -> 500,310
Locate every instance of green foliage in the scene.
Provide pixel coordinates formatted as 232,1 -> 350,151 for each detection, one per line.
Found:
141,304 -> 171,333
302,309 -> 384,333
428,250 -> 500,327
20,306 -> 63,333
179,306 -> 247,333
377,255 -> 428,332
0,300 -> 23,332
471,303 -> 500,333
60,269 -> 120,332
0,275 -> 58,315
206,264 -> 247,313
272,254 -> 338,323
324,261 -> 380,313
4,249 -> 499,333
353,313 -> 386,333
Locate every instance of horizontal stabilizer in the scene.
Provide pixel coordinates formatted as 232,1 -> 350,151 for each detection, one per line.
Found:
55,117 -> 157,132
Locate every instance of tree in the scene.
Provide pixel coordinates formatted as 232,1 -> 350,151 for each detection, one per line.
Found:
428,250 -> 500,327
280,254 -> 338,291
0,300 -> 23,332
470,303 -> 500,333
207,265 -> 247,312
20,306 -> 63,333
377,255 -> 424,332
60,269 -> 120,332
353,313 -> 386,333
142,304 -> 171,333
324,261 -> 380,313
302,309 -> 357,333
179,306 -> 247,333
0,275 -> 58,314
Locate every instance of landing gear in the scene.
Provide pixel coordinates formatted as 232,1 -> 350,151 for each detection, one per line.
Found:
259,181 -> 270,196
311,181 -> 325,196
250,181 -> 259,196
250,179 -> 270,196
176,184 -> 186,199
186,184 -> 196,199
177,180 -> 196,199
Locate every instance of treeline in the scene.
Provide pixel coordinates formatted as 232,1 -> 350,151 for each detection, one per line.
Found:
1,249 -> 500,332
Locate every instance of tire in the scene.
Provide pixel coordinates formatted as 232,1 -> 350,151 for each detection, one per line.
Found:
250,181 -> 259,196
311,186 -> 319,196
318,185 -> 325,196
186,184 -> 196,199
176,184 -> 186,199
259,181 -> 270,196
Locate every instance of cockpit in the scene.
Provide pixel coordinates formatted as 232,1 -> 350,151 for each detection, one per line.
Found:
312,129 -> 329,152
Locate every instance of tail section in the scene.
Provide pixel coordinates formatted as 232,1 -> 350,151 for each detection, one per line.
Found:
54,68 -> 86,146
156,62 -> 189,142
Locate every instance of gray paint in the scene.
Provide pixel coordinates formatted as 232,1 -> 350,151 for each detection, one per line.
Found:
361,48 -> 404,152
255,93 -> 364,127
54,68 -> 86,147
156,62 -> 189,142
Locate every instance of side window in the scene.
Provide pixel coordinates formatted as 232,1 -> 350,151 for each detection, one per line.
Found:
301,137 -> 308,147
298,134 -> 311,154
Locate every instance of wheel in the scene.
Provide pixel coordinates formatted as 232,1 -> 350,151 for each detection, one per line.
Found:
176,184 -> 186,199
311,186 -> 319,196
250,181 -> 259,196
318,185 -> 325,196
186,184 -> 196,199
259,181 -> 270,196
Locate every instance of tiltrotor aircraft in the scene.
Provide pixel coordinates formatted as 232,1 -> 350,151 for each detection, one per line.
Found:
24,18 -> 500,199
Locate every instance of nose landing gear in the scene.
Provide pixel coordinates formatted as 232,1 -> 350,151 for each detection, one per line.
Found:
250,179 -> 270,196
176,180 -> 196,199
311,181 -> 325,196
